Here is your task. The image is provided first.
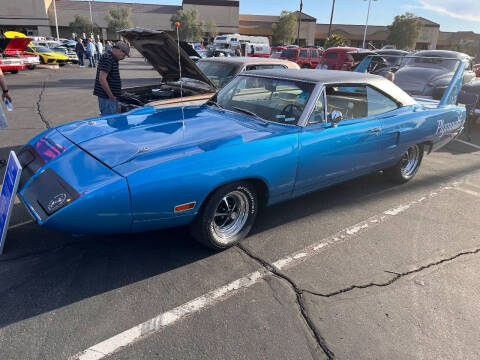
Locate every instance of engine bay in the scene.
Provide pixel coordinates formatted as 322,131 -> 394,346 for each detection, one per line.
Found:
119,84 -> 199,112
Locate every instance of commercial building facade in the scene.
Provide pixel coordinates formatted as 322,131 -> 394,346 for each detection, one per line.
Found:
0,0 -> 478,51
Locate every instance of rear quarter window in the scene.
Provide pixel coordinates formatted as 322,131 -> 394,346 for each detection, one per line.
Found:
299,50 -> 308,57
325,52 -> 338,59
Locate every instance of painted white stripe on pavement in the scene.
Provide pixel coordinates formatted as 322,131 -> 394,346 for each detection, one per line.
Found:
455,139 -> 480,150
70,179 -> 466,360
454,187 -> 480,197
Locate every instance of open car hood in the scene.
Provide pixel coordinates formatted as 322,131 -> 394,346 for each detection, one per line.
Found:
120,28 -> 216,91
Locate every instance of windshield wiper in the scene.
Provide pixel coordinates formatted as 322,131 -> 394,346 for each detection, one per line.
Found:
206,99 -> 223,109
232,107 -> 268,125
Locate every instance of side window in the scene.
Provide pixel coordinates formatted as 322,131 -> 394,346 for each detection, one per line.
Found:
325,85 -> 368,120
366,86 -> 398,116
299,50 -> 308,58
311,50 -> 318,58
308,92 -> 325,125
246,64 -> 288,71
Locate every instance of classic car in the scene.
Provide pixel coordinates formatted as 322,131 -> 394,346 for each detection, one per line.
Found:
350,49 -> 409,76
118,28 -> 299,112
0,37 -> 40,70
393,50 -> 475,100
14,64 -> 467,250
26,45 -> 68,65
459,78 -> 480,117
0,55 -> 25,74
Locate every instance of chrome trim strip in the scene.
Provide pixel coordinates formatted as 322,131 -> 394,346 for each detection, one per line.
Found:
298,83 -> 324,127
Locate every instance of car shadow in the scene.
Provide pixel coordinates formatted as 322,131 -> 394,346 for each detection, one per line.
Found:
0,142 -> 479,329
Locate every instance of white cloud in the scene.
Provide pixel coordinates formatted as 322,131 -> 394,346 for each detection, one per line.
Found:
416,0 -> 480,22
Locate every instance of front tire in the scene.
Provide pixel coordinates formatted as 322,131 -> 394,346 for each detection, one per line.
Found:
384,144 -> 424,183
190,182 -> 258,250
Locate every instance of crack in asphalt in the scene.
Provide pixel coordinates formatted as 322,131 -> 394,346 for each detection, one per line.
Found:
237,243 -> 480,360
36,80 -> 51,129
236,243 -> 335,360
302,247 -> 480,298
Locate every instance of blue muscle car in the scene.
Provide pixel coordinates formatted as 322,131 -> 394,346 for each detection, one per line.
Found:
15,65 -> 467,249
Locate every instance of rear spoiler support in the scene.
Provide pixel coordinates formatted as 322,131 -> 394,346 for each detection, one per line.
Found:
354,54 -> 468,107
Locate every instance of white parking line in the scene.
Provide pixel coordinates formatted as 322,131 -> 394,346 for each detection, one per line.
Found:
70,180 -> 464,360
455,139 -> 480,150
454,187 -> 480,197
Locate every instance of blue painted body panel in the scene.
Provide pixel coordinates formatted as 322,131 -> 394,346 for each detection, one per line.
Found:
18,81 -> 466,235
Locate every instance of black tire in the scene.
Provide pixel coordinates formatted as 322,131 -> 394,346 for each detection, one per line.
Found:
27,65 -> 35,70
9,69 -> 18,74
190,182 -> 258,250
59,63 -> 65,67
39,56 -> 45,64
384,144 -> 424,183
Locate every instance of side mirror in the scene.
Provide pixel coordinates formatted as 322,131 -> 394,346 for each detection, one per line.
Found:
328,110 -> 343,126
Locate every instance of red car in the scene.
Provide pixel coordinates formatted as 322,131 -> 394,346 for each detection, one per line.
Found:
0,55 -> 25,74
0,37 -> 39,70
474,64 -> 480,77
279,47 -> 322,68
318,47 -> 357,70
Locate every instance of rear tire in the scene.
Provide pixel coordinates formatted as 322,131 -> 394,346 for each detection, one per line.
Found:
9,70 -> 19,74
384,144 -> 424,183
190,182 -> 258,250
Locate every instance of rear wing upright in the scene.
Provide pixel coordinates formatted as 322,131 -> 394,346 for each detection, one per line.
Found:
354,54 -> 468,106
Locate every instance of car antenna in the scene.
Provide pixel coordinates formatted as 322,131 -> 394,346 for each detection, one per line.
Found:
175,21 -> 185,131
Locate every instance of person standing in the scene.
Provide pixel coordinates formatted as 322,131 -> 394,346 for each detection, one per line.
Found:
75,38 -> 86,67
93,41 -> 130,116
86,39 -> 96,67
0,68 -> 13,105
96,40 -> 103,62
105,41 -> 112,53
250,45 -> 255,56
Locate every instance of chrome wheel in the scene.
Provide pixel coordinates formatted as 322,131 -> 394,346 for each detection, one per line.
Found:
400,145 -> 421,178
212,190 -> 250,244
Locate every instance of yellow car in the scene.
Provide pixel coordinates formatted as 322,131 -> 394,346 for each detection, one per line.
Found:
26,45 -> 68,65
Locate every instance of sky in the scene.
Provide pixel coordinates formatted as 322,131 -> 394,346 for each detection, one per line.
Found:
84,0 -> 480,33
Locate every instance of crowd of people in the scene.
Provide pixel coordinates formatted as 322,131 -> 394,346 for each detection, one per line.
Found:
74,38 -> 114,68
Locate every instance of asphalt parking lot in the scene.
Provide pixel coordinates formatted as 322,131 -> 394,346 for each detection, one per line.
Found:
1,56 -> 480,360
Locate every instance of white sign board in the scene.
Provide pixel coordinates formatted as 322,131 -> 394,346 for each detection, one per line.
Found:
0,151 -> 22,254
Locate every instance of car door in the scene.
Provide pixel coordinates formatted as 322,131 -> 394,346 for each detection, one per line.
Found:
294,85 -> 384,195
298,49 -> 309,68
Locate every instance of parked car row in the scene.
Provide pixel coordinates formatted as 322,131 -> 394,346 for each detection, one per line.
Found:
0,36 -> 76,74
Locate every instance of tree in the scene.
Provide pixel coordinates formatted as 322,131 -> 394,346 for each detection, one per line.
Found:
105,6 -> 132,36
170,9 -> 204,42
206,19 -> 218,44
69,15 -> 96,37
272,11 -> 297,45
387,13 -> 423,50
324,33 -> 347,48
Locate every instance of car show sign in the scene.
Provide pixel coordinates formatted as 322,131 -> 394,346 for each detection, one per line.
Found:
0,151 -> 22,254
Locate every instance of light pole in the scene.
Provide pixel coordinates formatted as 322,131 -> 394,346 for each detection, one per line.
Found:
362,0 -> 377,49
327,0 -> 336,39
296,0 -> 303,46
88,0 -> 94,38
53,0 -> 59,40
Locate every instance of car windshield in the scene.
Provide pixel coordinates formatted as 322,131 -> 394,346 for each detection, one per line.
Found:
196,61 -> 240,88
280,49 -> 297,58
215,75 -> 315,125
404,56 -> 458,71
33,46 -> 51,52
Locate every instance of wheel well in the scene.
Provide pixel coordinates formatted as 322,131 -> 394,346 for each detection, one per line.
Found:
199,178 -> 269,213
421,141 -> 433,154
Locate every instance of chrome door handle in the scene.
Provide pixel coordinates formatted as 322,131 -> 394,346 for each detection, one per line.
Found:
368,128 -> 381,135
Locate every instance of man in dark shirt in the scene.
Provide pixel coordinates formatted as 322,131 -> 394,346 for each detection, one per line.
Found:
93,41 -> 130,116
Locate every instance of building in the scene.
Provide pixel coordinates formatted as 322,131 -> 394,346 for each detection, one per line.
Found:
0,0 -> 478,52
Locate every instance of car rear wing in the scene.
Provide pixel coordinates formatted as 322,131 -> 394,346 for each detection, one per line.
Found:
354,54 -> 468,107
